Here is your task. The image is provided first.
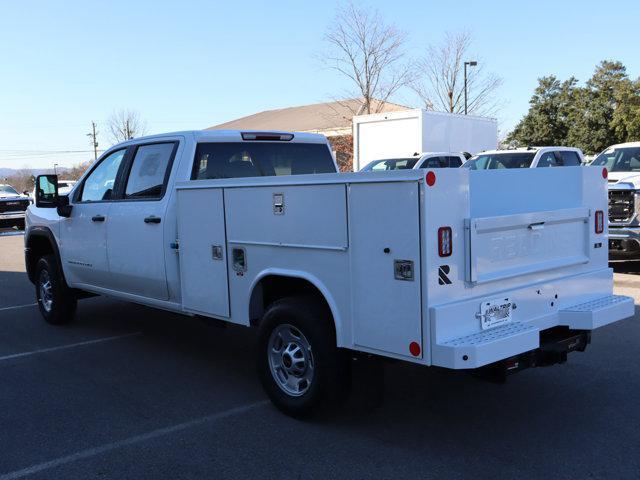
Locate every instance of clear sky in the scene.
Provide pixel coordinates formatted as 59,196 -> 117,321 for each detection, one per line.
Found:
1,0 -> 638,168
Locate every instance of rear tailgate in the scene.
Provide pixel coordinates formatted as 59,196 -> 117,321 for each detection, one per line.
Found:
465,207 -> 591,284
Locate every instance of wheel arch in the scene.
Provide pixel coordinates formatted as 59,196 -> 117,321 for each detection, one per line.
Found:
248,269 -> 344,344
25,227 -> 66,286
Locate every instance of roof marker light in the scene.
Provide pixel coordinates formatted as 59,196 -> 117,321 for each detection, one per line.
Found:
241,132 -> 294,141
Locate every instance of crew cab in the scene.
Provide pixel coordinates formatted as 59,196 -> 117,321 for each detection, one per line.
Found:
591,142 -> 640,258
0,184 -> 30,227
360,152 -> 465,171
464,147 -> 584,169
25,130 -> 633,417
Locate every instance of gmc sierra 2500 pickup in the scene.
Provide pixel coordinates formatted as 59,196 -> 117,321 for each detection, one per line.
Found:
25,130 -> 634,417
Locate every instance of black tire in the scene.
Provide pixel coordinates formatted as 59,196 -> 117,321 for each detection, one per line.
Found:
257,295 -> 350,418
35,254 -> 77,325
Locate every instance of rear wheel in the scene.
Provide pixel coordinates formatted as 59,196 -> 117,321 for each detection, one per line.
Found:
257,296 -> 350,418
35,254 -> 77,325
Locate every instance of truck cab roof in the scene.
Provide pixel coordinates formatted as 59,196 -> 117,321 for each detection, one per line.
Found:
108,130 -> 329,152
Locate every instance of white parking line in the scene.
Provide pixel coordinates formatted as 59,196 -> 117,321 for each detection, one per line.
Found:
0,332 -> 142,362
0,400 -> 269,480
0,303 -> 37,312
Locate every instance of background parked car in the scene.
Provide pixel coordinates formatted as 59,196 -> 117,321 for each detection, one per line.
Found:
360,152 -> 466,171
463,147 -> 584,170
0,184 -> 30,229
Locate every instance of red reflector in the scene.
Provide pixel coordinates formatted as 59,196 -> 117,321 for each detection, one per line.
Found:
602,168 -> 608,179
595,210 -> 604,234
426,171 -> 436,186
409,342 -> 421,357
438,226 -> 452,257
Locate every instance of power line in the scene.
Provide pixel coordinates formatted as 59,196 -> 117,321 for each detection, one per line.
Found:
0,149 -> 104,153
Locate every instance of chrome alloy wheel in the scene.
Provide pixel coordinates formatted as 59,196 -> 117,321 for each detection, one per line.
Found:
268,324 -> 315,397
38,270 -> 53,313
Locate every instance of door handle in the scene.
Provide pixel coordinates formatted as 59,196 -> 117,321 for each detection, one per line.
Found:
528,222 -> 545,230
91,215 -> 105,222
144,216 -> 161,224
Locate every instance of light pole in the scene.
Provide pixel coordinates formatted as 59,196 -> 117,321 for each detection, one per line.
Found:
53,163 -> 58,175
464,61 -> 477,115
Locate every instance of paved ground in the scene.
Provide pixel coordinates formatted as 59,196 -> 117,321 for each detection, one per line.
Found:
1,230 -> 639,479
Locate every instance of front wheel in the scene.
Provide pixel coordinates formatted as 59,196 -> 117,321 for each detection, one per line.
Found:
35,254 -> 77,325
257,296 -> 350,418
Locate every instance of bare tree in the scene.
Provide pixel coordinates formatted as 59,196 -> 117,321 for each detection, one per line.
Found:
107,109 -> 147,144
411,31 -> 503,116
66,161 -> 92,180
321,2 -> 410,115
6,166 -> 35,194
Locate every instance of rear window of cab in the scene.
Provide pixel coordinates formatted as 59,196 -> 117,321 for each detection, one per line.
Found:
192,142 -> 336,179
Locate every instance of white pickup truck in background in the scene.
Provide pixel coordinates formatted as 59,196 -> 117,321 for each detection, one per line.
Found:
25,130 -> 633,417
360,152 -> 466,171
463,147 -> 585,169
591,142 -> 640,258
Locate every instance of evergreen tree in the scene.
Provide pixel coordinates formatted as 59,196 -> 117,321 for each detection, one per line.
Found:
508,60 -> 640,154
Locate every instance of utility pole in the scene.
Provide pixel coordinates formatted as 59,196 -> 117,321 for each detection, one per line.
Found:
86,121 -> 99,160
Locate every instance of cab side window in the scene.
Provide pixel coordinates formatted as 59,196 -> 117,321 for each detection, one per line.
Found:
124,143 -> 176,199
423,157 -> 442,168
536,152 -> 557,168
80,149 -> 126,202
447,156 -> 463,167
559,151 -> 581,166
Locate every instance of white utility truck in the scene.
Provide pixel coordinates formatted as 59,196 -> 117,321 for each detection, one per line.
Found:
352,109 -> 497,171
590,142 -> 640,259
26,130 -> 633,417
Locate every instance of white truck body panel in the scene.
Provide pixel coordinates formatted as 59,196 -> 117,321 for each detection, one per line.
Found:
174,161 -> 631,367
352,109 -> 498,170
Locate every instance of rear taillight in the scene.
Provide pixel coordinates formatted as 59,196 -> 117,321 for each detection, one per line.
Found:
438,227 -> 452,257
595,210 -> 604,234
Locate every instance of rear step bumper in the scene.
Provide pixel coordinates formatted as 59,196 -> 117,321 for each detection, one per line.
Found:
433,294 -> 634,369
558,295 -> 634,329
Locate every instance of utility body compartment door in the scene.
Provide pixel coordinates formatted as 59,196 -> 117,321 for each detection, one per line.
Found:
177,188 -> 230,317
349,182 -> 423,358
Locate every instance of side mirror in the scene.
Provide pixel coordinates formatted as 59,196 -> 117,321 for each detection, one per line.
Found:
35,175 -> 58,208
22,190 -> 29,196
56,195 -> 72,218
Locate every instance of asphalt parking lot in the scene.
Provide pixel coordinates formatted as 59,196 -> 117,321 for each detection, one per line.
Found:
1,230 -> 639,480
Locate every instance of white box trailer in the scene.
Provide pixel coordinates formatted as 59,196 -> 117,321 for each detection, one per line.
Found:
352,109 -> 498,171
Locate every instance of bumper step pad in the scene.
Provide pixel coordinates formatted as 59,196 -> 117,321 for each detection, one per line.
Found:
559,295 -> 635,330
433,322 -> 540,369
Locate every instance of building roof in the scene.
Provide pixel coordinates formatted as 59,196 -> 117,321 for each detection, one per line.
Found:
206,99 -> 411,133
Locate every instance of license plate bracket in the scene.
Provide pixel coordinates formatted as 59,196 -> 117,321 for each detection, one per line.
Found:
479,297 -> 513,330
